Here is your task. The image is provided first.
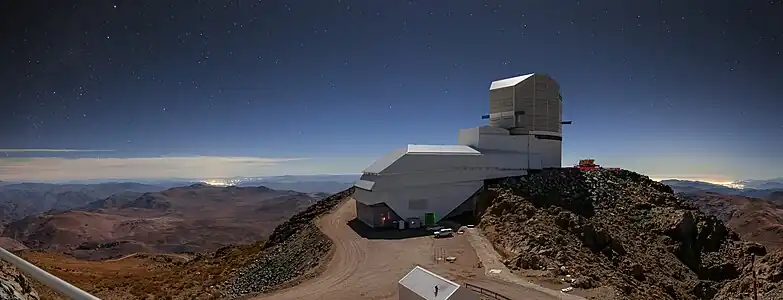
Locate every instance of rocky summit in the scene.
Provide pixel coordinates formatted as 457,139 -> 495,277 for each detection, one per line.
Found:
478,168 -> 783,300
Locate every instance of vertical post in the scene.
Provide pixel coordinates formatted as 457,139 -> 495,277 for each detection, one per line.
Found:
527,134 -> 531,169
752,254 -> 758,300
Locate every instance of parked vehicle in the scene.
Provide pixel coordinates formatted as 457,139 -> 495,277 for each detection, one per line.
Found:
426,225 -> 444,232
433,228 -> 454,238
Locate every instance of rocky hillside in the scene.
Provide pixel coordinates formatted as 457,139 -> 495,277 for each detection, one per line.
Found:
220,187 -> 354,298
19,188 -> 354,300
678,192 -> 783,250
770,191 -> 783,204
0,260 -> 40,300
662,179 -> 783,200
2,184 -> 321,260
478,169 -> 783,300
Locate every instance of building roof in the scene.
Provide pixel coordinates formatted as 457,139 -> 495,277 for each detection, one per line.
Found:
362,147 -> 408,174
489,73 -> 534,90
353,179 -> 375,191
398,266 -> 460,299
406,144 -> 481,155
362,145 -> 482,174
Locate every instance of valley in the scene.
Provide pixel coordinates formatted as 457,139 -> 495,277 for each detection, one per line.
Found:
1,184 -> 322,260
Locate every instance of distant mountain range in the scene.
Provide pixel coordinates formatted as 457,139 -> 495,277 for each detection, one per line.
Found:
660,178 -> 783,199
733,177 -> 783,190
202,174 -> 360,193
659,177 -> 783,250
0,175 -> 354,257
0,182 -> 166,224
0,174 -> 358,227
3,174 -> 361,194
2,184 -> 324,259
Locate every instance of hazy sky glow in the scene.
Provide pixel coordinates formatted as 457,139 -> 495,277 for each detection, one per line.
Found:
1,1 -> 781,182
0,149 -> 773,183
0,154 -> 373,182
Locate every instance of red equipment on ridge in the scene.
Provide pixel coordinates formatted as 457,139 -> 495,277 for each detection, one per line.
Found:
574,159 -> 622,171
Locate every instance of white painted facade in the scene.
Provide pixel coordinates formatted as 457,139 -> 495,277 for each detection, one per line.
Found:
354,73 -> 563,227
398,266 -> 478,300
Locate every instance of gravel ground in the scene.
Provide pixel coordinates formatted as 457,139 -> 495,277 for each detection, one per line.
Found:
244,198 -> 570,300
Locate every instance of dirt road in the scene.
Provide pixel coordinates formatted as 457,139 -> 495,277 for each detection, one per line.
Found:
465,228 -> 586,300
103,252 -> 191,263
255,198 -> 565,300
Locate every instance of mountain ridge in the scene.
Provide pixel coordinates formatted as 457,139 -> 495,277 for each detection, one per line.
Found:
2,184 -> 323,260
479,169 -> 783,299
661,179 -> 783,201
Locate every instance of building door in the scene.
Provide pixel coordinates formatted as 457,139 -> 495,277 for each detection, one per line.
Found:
379,212 -> 391,227
424,213 -> 436,226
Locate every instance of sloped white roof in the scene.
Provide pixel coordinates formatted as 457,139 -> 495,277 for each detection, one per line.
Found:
407,144 -> 481,155
399,266 -> 460,299
362,147 -> 408,174
362,145 -> 482,174
489,73 -> 534,90
353,179 -> 375,191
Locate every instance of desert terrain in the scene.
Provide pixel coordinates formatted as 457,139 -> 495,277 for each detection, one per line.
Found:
3,184 -> 321,260
7,171 -> 783,300
18,188 -> 585,300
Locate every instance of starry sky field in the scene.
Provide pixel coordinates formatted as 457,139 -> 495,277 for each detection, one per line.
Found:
1,0 -> 781,182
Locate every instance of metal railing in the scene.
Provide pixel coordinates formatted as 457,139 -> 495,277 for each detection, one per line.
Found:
0,246 -> 101,300
464,282 -> 512,300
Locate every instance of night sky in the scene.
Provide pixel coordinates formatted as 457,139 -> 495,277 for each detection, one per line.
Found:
1,0 -> 781,182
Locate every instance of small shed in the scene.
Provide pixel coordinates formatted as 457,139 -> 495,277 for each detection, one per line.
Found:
398,266 -> 478,300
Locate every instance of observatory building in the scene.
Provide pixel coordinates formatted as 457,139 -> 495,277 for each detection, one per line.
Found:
353,73 -> 564,228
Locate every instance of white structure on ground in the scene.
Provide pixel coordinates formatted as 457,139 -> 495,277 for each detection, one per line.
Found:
354,73 -> 564,228
398,266 -> 478,300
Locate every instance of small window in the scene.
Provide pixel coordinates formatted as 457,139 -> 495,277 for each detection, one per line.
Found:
534,134 -> 562,141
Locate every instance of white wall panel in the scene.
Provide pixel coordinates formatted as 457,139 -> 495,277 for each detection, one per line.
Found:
380,181 -> 484,223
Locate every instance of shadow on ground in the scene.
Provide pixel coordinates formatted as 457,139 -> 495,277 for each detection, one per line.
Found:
347,219 -> 433,240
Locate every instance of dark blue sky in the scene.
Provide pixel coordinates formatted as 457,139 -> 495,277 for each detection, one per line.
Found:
1,0 -> 781,181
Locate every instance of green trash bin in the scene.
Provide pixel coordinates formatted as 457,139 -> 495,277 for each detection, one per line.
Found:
424,212 -> 436,226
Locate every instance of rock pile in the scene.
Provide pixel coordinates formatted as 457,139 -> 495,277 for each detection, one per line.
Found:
0,260 -> 39,300
478,169 -> 783,300
221,187 -> 354,298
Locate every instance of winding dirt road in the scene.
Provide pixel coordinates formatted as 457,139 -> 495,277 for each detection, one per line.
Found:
103,252 -> 191,263
254,198 -> 566,300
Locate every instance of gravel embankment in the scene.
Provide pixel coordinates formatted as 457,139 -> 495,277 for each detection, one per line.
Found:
221,187 -> 354,298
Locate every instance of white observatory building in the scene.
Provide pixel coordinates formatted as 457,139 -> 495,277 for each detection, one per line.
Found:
353,73 -> 564,228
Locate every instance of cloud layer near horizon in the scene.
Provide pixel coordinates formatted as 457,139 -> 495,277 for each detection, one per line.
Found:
0,156 -> 318,181
0,149 -> 115,152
